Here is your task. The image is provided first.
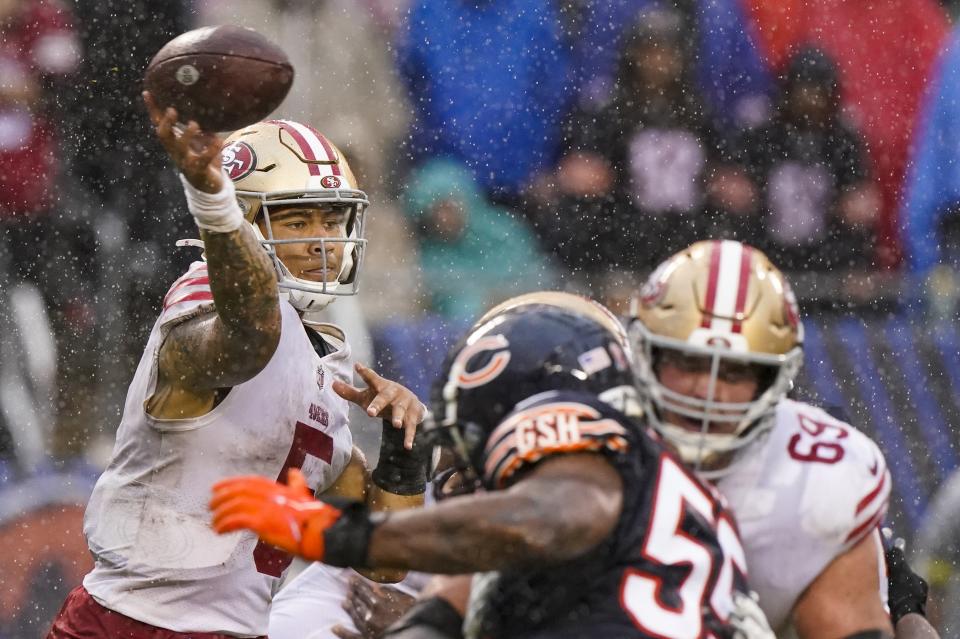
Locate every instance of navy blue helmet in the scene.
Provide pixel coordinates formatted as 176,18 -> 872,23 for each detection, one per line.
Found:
428,297 -> 638,494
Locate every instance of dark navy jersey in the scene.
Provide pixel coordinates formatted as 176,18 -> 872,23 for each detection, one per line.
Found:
466,390 -> 751,639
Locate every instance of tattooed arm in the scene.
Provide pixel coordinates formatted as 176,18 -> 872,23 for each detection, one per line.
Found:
144,93 -> 281,418
365,453 -> 623,573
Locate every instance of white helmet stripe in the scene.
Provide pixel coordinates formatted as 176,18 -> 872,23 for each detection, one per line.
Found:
278,119 -> 335,164
731,244 -> 754,333
707,240 -> 746,334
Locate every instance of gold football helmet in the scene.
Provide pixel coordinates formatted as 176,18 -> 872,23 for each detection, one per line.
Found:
220,119 -> 369,312
627,240 -> 804,476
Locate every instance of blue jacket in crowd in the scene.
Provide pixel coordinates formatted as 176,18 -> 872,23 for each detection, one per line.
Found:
397,0 -> 572,196
902,26 -> 960,277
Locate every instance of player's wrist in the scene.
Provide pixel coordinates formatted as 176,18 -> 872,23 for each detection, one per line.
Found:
383,596 -> 464,638
889,594 -> 927,625
317,499 -> 381,568
372,419 -> 430,496
179,169 -> 244,233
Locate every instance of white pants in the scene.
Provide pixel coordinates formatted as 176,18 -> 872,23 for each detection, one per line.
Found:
269,563 -> 422,639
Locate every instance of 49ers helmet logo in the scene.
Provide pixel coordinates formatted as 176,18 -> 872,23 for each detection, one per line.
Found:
453,334 -> 511,389
222,141 -> 257,181
320,175 -> 342,189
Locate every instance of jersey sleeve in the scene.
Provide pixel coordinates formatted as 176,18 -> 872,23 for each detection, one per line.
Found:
481,392 -> 633,489
796,407 -> 891,554
778,401 -> 891,588
157,261 -> 215,333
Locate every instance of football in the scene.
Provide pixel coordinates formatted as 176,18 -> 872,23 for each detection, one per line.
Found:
143,25 -> 294,132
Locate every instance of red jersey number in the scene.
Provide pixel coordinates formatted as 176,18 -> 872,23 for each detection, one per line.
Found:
787,413 -> 848,464
253,421 -> 334,577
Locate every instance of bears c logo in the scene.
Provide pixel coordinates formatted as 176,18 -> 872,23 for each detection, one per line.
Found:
222,141 -> 257,181
453,334 -> 511,389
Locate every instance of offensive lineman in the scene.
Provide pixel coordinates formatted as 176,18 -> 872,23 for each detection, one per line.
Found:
46,96 -> 428,638
210,301 -> 763,638
627,239 -> 892,638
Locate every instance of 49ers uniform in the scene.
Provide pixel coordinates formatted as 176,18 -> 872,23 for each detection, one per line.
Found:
81,261 -> 354,637
628,240 -> 892,638
716,398 -> 891,635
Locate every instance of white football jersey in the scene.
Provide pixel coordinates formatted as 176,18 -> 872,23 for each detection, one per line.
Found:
717,398 -> 891,635
269,490 -> 435,639
83,261 -> 354,637
269,564 -> 425,639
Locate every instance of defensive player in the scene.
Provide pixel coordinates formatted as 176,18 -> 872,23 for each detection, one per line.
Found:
626,239 -> 892,638
268,292 -> 628,639
46,97 -> 428,638
211,302 -> 764,638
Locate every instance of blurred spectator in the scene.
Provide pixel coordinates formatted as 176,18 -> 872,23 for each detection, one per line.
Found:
66,0 -> 188,228
54,0 -> 190,457
912,468 -> 960,635
64,0 -> 192,311
742,0 -> 949,265
0,279 -> 56,473
396,0 -> 572,201
902,24 -> 960,311
536,6 -> 738,274
0,0 -> 79,283
402,159 -> 555,323
733,48 -> 879,271
569,0 -> 772,128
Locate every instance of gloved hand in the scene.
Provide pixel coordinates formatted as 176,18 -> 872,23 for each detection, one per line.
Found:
210,468 -> 341,561
884,530 -> 929,624
729,591 -> 776,639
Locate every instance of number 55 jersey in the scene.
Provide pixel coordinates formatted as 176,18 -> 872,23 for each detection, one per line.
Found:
464,392 -> 756,639
716,398 -> 891,634
81,262 -> 355,637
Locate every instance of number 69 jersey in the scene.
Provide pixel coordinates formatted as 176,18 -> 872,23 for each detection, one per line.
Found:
465,393 -> 754,639
81,262 -> 354,637
716,398 -> 891,634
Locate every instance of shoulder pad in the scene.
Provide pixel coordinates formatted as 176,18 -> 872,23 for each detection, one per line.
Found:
158,261 -> 214,328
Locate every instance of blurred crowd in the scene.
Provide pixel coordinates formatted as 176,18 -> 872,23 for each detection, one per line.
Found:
4,0 -> 960,634
0,0 -> 956,453
4,0 -> 960,626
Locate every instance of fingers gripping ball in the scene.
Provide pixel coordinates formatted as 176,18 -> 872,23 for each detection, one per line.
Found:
144,25 -> 294,132
210,469 -> 341,561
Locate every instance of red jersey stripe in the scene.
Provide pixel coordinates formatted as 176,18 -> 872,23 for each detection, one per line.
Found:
162,277 -> 210,307
855,470 -> 888,516
164,290 -> 214,310
844,507 -> 885,545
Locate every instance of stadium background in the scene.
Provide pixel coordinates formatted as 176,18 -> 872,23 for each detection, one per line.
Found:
3,0 -> 960,635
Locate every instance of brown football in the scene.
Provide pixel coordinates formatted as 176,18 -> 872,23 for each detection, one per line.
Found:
144,25 -> 294,132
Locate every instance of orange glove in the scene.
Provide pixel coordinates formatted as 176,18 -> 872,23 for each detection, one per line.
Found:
210,468 -> 342,561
